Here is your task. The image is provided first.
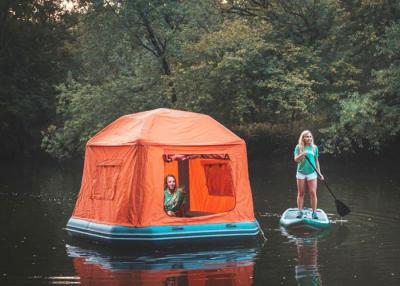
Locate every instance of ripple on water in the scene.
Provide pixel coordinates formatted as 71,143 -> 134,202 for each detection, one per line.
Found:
30,276 -> 81,284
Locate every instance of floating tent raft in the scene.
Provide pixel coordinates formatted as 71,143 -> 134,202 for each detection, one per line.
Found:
66,108 -> 260,245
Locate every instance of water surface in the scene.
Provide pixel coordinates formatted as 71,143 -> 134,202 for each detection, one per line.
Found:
0,156 -> 399,285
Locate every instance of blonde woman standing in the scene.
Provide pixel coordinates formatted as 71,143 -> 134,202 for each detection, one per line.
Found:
294,130 -> 324,219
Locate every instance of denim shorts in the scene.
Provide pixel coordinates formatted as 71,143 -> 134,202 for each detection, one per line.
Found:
296,172 -> 318,181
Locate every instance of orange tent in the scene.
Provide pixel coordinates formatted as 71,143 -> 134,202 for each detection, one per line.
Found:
71,108 -> 256,227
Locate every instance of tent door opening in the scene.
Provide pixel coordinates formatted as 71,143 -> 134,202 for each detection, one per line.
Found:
164,154 -> 236,217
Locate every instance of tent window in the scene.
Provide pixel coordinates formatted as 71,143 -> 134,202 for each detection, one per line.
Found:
203,163 -> 234,196
92,160 -> 121,200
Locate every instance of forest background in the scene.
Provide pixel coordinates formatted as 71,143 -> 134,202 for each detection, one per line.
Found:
1,0 -> 400,162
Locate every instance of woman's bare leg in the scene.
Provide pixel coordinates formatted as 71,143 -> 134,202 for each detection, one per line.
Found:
307,179 -> 318,211
297,179 -> 306,210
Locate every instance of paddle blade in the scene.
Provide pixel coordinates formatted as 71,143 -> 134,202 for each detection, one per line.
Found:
335,199 -> 351,217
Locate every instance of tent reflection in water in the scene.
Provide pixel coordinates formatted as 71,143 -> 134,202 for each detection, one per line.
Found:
66,244 -> 257,286
66,108 -> 260,245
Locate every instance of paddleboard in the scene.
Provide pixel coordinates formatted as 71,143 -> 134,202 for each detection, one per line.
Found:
279,208 -> 330,231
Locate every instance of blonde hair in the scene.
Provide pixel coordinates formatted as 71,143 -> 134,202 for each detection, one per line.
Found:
297,130 -> 316,154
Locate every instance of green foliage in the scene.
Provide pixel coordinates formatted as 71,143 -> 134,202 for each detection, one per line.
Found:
320,92 -> 380,153
3,0 -> 400,159
44,0 -> 400,158
233,122 -> 296,158
222,0 -> 337,46
41,76 -> 169,159
172,20 -> 320,127
321,19 -> 400,153
42,0 -> 224,159
0,0 -> 74,158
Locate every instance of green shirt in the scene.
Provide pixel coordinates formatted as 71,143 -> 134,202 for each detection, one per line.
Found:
164,188 -> 184,212
294,145 -> 319,175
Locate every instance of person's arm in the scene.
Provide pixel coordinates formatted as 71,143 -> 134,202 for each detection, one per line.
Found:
171,154 -> 186,160
294,146 -> 306,162
315,157 -> 324,180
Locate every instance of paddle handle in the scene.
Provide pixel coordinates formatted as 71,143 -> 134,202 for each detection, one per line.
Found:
304,155 -> 337,200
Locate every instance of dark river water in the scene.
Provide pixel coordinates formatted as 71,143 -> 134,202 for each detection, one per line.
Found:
1,155 -> 399,286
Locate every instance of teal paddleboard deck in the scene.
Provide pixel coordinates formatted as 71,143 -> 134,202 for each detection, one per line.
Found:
279,208 -> 330,231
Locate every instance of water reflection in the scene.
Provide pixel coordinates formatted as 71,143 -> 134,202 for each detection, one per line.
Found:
295,236 -> 321,286
66,243 -> 259,285
281,228 -> 330,286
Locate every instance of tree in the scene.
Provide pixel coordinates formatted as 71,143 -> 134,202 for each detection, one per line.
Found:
321,20 -> 400,153
173,19 -> 320,130
41,0 -> 400,159
0,0 -> 74,159
221,0 -> 337,46
41,0 -> 221,159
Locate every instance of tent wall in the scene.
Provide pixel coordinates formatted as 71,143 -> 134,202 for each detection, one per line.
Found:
72,145 -> 140,226
72,143 -> 255,227
188,158 -> 235,213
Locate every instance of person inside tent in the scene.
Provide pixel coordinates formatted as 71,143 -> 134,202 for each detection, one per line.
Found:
164,174 -> 185,216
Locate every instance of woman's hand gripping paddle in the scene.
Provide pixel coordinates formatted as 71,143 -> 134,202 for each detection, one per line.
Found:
304,156 -> 351,217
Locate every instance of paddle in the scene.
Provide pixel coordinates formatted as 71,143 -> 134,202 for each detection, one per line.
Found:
304,155 -> 351,217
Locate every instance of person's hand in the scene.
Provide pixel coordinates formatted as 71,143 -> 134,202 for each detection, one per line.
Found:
319,174 -> 324,181
167,211 -> 176,216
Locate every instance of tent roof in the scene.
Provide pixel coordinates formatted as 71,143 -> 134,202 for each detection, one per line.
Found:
87,108 -> 243,146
